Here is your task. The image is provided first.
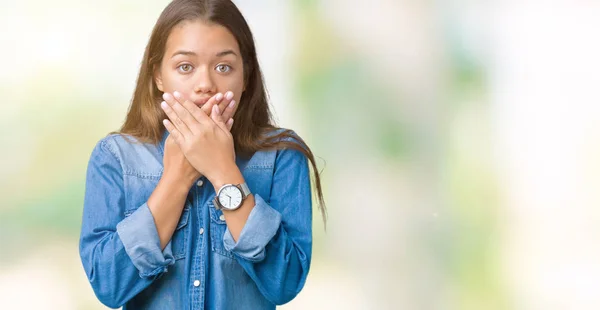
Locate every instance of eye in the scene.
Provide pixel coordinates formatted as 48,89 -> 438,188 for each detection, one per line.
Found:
215,64 -> 231,73
177,64 -> 193,73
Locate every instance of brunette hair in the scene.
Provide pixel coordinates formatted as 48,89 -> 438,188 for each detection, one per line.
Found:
117,0 -> 326,224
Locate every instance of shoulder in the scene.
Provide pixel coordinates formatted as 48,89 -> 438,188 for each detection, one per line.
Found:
91,133 -> 141,159
263,127 -> 302,142
90,133 -> 162,173
245,128 -> 307,169
261,127 -> 307,154
271,127 -> 307,153
90,134 -> 120,160
101,133 -> 146,149
268,128 -> 310,168
86,135 -> 126,174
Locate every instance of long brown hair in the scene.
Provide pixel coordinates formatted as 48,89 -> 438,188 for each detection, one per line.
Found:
118,0 -> 326,224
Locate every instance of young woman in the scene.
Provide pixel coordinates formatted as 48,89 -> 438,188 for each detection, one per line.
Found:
78,0 -> 325,309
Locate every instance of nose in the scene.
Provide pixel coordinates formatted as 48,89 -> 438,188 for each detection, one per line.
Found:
193,67 -> 216,94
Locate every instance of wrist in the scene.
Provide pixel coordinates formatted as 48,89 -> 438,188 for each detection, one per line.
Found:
161,172 -> 197,192
148,174 -> 192,211
210,164 -> 244,192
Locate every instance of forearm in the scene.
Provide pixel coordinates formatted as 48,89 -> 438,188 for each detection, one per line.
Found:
148,174 -> 193,249
81,229 -> 158,308
234,226 -> 311,305
221,195 -> 312,305
80,139 -> 180,307
222,194 -> 255,242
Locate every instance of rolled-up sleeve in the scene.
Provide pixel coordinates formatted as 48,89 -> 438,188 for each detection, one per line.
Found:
117,202 -> 175,277
220,142 -> 313,305
222,194 -> 282,262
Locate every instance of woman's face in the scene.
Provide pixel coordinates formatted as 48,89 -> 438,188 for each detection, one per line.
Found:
155,20 -> 244,111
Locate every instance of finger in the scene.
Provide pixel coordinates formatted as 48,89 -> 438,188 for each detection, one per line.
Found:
162,119 -> 184,144
201,92 -> 224,116
211,105 -> 229,133
217,91 -> 234,116
220,99 -> 236,128
163,92 -> 199,134
173,91 -> 212,128
226,118 -> 234,131
211,104 -> 223,122
160,100 -> 193,137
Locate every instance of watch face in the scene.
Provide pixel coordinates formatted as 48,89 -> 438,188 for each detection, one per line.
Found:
218,185 -> 243,210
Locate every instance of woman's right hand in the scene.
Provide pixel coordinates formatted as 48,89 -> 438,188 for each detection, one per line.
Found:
161,91 -> 236,186
198,90 -> 237,121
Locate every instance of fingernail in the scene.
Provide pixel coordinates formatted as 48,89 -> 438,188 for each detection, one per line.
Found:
161,101 -> 168,109
215,93 -> 224,101
225,91 -> 234,100
162,93 -> 171,101
173,91 -> 181,99
228,100 -> 235,108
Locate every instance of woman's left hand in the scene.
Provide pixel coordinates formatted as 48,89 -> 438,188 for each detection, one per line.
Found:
160,91 -> 238,184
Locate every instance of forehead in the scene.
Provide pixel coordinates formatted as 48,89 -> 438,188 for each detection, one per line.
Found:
165,20 -> 240,57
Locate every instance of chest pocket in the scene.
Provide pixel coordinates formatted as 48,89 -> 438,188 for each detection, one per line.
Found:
208,200 -> 235,259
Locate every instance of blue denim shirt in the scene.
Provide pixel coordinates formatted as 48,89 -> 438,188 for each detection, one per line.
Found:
79,131 -> 312,309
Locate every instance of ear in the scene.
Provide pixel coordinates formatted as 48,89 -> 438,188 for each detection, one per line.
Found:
154,65 -> 164,92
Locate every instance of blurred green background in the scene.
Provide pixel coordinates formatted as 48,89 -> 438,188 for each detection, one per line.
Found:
1,1 -> 600,309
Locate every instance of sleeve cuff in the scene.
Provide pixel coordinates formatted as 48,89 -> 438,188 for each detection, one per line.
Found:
223,194 -> 282,262
116,203 -> 175,278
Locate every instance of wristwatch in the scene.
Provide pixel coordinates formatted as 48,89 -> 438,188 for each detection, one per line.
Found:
213,182 -> 251,211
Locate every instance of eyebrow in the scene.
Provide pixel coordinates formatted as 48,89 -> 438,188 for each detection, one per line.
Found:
215,49 -> 237,58
171,49 -> 238,58
171,50 -> 196,58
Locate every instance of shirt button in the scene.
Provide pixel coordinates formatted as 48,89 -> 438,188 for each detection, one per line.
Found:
193,280 -> 200,287
196,179 -> 204,187
219,214 -> 225,221
199,228 -> 204,235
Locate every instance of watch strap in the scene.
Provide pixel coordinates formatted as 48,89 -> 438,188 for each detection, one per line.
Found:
239,182 -> 251,198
